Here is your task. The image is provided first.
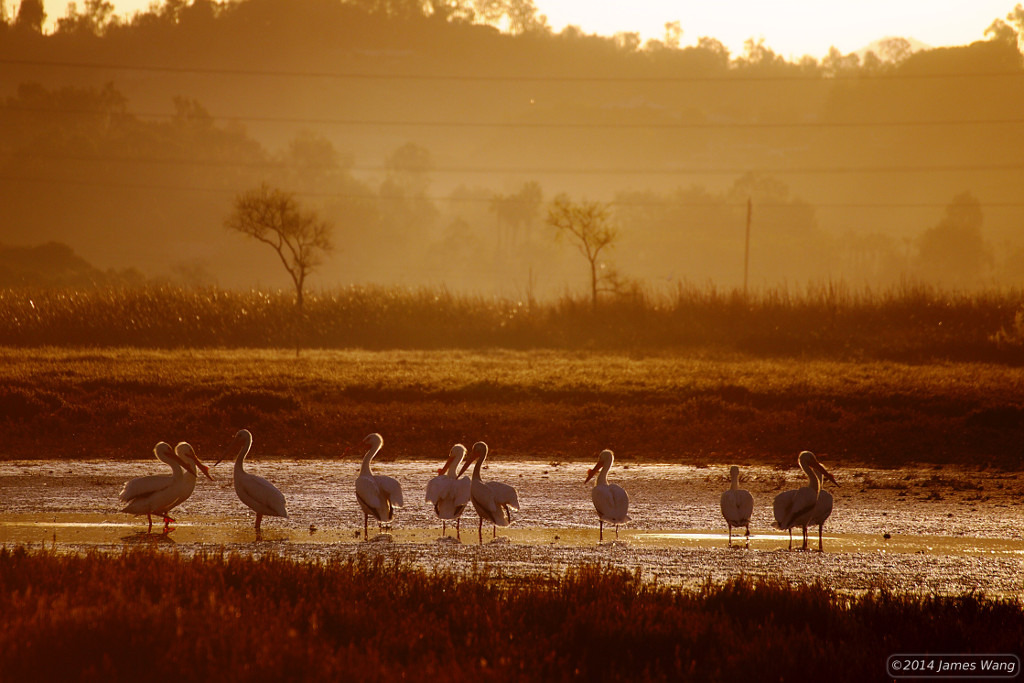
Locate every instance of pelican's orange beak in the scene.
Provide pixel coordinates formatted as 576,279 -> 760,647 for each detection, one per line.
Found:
198,461 -> 214,480
457,452 -> 477,478
438,451 -> 457,476
584,464 -> 599,484
814,460 -> 839,487
820,467 -> 839,487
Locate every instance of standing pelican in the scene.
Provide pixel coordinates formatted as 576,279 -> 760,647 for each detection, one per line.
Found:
119,442 -> 179,532
457,441 -> 520,544
216,429 -> 287,533
162,441 -> 213,524
355,433 -> 404,538
425,444 -> 472,540
120,441 -> 212,533
806,460 -> 840,552
720,465 -> 755,547
584,449 -> 631,542
772,451 -> 835,550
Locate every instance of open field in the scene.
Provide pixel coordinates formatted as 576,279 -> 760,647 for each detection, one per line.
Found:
1,347 -> 1022,468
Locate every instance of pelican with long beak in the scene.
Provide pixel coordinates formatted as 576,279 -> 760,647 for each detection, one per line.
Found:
458,441 -> 520,544
425,444 -> 472,540
585,449 -> 631,542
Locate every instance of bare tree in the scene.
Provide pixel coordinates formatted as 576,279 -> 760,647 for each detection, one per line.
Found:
225,183 -> 333,309
546,193 -> 619,309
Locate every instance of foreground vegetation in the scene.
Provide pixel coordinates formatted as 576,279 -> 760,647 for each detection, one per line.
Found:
0,284 -> 1022,362
1,346 -> 1022,468
0,548 -> 1019,682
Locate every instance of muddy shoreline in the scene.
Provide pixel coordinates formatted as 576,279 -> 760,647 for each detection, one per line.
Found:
2,459 -> 1021,595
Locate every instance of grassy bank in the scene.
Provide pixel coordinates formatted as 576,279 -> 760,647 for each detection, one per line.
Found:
1,348 -> 1022,468
0,284 -> 1022,362
0,548 -> 1020,682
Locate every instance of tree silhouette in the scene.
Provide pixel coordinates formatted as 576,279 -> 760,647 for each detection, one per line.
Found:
225,183 -> 333,309
916,191 -> 990,285
14,0 -> 44,32
546,194 -> 619,308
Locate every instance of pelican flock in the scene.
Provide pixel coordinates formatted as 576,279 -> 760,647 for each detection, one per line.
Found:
425,444 -> 472,539
217,429 -> 288,532
720,465 -> 754,547
584,449 -> 631,541
116,433 -> 840,552
355,433 -> 405,538
458,441 -> 520,544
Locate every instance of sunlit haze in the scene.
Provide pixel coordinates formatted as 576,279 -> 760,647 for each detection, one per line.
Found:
46,0 -> 1018,57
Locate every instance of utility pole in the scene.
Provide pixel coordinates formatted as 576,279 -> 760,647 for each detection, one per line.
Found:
743,197 -> 751,297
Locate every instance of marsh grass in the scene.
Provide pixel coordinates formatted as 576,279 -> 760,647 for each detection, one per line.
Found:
1,547 -> 1020,682
0,347 -> 1022,467
1,283 -> 1022,362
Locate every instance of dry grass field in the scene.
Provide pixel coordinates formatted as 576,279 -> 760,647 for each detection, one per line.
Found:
0,346 -> 1021,468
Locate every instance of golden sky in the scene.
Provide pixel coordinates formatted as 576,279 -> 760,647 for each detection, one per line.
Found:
44,0 -> 1018,58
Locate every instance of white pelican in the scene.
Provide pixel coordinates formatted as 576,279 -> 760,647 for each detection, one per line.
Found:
772,451 -> 835,550
120,441 -> 212,533
165,442 -> 212,515
457,441 -> 520,544
425,444 -> 472,540
720,465 -> 754,547
355,433 -> 404,538
216,429 -> 287,532
584,449 -> 631,541
806,459 -> 839,552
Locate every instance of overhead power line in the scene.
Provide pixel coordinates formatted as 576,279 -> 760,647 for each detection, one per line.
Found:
3,57 -> 1023,83
4,104 -> 1022,130
2,150 -> 1022,175
3,173 -> 1024,210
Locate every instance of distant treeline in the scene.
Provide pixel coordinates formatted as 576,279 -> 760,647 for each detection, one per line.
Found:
0,0 -> 1023,294
1,284 -> 1022,362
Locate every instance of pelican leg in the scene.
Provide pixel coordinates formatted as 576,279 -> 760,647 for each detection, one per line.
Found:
788,528 -> 793,550
255,512 -> 263,532
146,514 -> 153,533
478,518 -> 483,545
744,525 -> 750,548
363,513 -> 369,540
456,518 -> 461,541
614,524 -> 619,539
818,525 -> 824,552
801,526 -> 809,550
727,525 -> 733,547
599,520 -> 604,543
442,520 -> 447,537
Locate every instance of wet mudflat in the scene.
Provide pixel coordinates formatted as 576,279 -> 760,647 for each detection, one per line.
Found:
1,459 -> 1021,595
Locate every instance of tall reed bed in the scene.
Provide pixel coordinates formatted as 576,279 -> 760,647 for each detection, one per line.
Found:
0,283 -> 1021,360
1,547 -> 1020,681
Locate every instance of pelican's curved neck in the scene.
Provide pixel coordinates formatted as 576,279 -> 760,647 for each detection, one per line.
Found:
448,454 -> 463,479
472,449 -> 486,481
730,469 -> 740,490
234,434 -> 252,473
800,457 -> 821,494
597,460 -> 610,487
360,441 -> 381,476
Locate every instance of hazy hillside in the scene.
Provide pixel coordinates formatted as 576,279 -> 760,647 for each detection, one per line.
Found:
0,0 -> 1022,296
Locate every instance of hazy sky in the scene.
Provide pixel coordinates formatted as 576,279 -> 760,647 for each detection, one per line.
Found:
44,0 -> 1017,59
